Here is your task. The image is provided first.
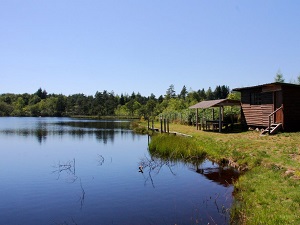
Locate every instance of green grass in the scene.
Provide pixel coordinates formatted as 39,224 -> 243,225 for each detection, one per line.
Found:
138,121 -> 300,224
149,133 -> 206,160
233,167 -> 300,224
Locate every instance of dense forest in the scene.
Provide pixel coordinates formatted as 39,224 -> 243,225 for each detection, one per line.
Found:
0,85 -> 240,124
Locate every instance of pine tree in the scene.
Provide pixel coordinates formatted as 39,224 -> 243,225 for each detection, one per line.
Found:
274,70 -> 285,83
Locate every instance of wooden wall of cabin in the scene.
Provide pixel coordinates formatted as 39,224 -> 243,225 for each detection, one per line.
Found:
240,89 -> 273,127
282,86 -> 300,131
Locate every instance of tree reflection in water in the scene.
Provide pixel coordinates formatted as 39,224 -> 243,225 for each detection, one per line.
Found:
193,163 -> 240,187
0,120 -> 132,144
140,152 -> 239,187
138,155 -> 177,188
138,154 -> 239,224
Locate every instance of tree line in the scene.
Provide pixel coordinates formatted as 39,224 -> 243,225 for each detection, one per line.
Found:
0,85 -> 236,123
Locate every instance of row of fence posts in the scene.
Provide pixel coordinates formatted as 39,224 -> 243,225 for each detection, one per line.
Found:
147,117 -> 170,133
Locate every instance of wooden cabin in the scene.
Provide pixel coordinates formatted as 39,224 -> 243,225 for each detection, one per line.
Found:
233,82 -> 300,133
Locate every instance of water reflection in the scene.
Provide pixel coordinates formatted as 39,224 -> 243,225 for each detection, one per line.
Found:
0,118 -> 237,225
52,158 -> 78,183
0,119 -> 132,144
139,155 -> 177,188
193,163 -> 240,187
138,155 -> 238,224
52,158 -> 86,209
54,120 -> 130,130
139,155 -> 239,188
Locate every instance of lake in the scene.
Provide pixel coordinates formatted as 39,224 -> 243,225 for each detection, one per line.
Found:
0,117 -> 238,225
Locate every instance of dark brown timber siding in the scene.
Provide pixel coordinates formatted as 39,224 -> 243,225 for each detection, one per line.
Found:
282,86 -> 300,131
235,83 -> 300,131
241,89 -> 273,127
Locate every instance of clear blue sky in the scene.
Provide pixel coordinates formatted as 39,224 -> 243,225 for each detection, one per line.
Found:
1,0 -> 300,97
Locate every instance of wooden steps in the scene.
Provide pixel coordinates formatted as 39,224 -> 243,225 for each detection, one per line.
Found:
261,123 -> 282,135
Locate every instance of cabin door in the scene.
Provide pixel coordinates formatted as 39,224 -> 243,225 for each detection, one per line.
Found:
274,91 -> 283,123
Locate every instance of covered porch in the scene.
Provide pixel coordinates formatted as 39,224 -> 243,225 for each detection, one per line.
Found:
189,99 -> 241,132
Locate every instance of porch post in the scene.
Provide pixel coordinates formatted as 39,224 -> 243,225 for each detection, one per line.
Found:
202,109 -> 205,130
222,106 -> 224,121
196,108 -> 199,130
219,106 -> 222,133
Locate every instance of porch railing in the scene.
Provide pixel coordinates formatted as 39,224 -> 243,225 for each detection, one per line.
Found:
268,104 -> 284,134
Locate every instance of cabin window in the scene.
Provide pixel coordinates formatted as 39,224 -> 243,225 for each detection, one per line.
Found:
250,93 -> 261,105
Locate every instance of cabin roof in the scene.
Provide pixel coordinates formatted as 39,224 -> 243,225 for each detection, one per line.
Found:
189,99 -> 240,109
232,82 -> 300,92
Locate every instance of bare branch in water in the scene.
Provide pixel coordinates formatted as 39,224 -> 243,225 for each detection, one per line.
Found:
78,178 -> 85,210
52,158 -> 86,210
97,154 -> 105,166
138,155 -> 177,188
52,158 -> 78,183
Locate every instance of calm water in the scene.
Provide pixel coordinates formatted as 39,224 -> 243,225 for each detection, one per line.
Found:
0,117 -> 238,225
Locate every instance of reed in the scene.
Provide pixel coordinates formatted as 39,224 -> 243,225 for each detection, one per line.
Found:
148,134 -> 206,160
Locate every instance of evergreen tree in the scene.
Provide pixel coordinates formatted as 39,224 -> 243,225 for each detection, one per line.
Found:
179,85 -> 188,99
165,84 -> 176,99
35,88 -> 47,99
274,70 -> 285,83
213,85 -> 222,99
220,85 -> 230,99
206,87 -> 214,100
198,88 -> 206,100
119,94 -> 125,105
149,93 -> 156,100
130,92 -> 136,100
158,95 -> 164,103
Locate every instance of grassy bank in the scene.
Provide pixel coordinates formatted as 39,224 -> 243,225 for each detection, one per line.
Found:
141,122 -> 300,224
148,133 -> 206,160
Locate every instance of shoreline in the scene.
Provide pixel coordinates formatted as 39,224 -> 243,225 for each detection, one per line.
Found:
137,121 -> 300,224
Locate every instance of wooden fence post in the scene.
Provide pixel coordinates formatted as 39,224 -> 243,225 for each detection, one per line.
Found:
167,119 -> 169,133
